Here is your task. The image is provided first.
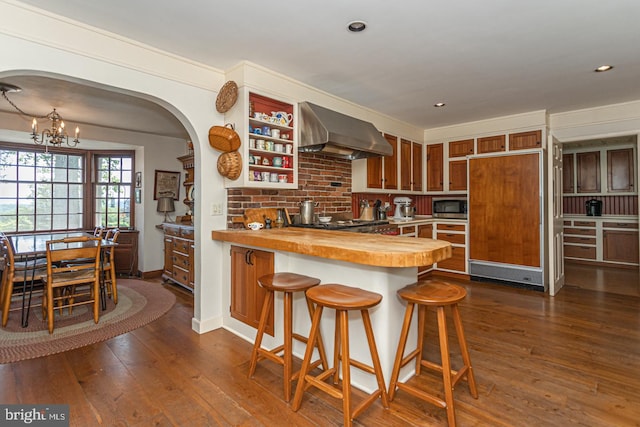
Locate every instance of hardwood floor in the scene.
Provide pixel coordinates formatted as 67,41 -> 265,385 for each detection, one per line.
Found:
1,272 -> 639,426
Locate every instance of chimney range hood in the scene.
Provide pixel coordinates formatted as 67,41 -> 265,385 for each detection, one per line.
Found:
298,101 -> 393,160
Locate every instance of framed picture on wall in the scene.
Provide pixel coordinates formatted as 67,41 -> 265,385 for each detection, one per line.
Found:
154,170 -> 180,200
135,171 -> 142,188
134,188 -> 142,204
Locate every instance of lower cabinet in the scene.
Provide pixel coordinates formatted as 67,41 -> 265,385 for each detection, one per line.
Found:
162,224 -> 195,290
112,229 -> 139,276
230,246 -> 274,335
564,218 -> 639,266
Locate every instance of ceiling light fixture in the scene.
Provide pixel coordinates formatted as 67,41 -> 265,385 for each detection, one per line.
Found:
0,82 -> 80,152
434,102 -> 446,107
347,21 -> 367,32
594,65 -> 613,72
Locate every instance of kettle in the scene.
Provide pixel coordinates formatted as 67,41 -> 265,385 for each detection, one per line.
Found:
585,199 -> 602,216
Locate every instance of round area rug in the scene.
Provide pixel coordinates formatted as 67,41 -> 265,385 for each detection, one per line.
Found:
0,279 -> 176,364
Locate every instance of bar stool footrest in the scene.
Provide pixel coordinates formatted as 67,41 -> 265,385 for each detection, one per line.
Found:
396,383 -> 447,409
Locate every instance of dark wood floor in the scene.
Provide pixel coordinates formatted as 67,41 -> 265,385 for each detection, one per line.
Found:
1,265 -> 639,426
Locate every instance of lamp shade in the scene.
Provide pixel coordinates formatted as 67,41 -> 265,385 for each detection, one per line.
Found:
156,196 -> 175,213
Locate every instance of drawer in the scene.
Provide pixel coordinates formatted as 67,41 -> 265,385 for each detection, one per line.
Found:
564,245 -> 596,260
172,266 -> 190,286
172,238 -> 191,254
603,222 -> 638,230
172,252 -> 191,270
163,226 -> 180,237
436,223 -> 466,232
436,232 -> 465,245
564,227 -> 596,236
574,221 -> 596,227
400,226 -> 415,235
436,246 -> 466,272
564,236 -> 596,245
563,220 -> 572,226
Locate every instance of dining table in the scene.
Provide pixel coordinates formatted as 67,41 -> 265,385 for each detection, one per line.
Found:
7,231 -> 117,327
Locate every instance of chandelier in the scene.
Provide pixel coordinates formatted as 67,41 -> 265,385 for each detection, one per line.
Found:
0,82 -> 80,151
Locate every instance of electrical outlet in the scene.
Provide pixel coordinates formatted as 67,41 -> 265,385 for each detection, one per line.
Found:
210,203 -> 223,215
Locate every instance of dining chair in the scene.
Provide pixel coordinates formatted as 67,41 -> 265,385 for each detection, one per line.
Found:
0,233 -> 48,327
102,228 -> 120,304
42,236 -> 102,334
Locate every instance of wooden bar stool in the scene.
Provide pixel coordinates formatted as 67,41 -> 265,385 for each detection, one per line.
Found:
388,279 -> 478,426
248,272 -> 329,402
292,284 -> 389,427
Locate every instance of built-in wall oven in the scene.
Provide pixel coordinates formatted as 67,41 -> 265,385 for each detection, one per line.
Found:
432,199 -> 468,219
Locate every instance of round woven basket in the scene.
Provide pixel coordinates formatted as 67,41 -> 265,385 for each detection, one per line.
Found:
217,151 -> 242,180
216,81 -> 238,113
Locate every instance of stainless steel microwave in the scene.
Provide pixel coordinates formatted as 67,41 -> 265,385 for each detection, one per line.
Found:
432,199 -> 467,219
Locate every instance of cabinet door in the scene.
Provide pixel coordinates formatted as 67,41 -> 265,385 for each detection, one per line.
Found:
163,235 -> 173,277
188,243 -> 195,287
603,230 -> 639,264
576,151 -> 600,193
230,246 -> 275,335
477,135 -> 506,154
400,139 -> 412,191
383,133 -> 398,190
562,153 -> 575,193
607,148 -> 634,192
449,139 -> 474,157
449,160 -> 467,191
412,142 -> 423,192
113,230 -> 138,276
509,130 -> 542,150
417,223 -> 433,273
366,156 -> 383,189
427,143 -> 444,191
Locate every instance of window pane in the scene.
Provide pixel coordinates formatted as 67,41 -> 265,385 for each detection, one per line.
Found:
0,216 -> 17,230
98,171 -> 109,183
122,158 -> 132,170
53,154 -> 67,168
122,170 -> 132,184
18,165 -> 35,181
36,183 -> 52,198
18,183 -> 35,198
68,213 -> 82,229
68,155 -> 82,169
52,214 -> 67,230
0,199 -> 17,215
36,198 -> 52,214
36,214 -> 52,231
53,198 -> 68,214
17,215 -> 35,232
53,183 -> 68,198
36,167 -> 51,181
97,157 -> 109,170
52,167 -> 67,182
0,164 -> 17,180
69,184 -> 83,198
18,199 -> 35,215
18,152 -> 35,166
0,151 -> 17,165
68,169 -> 82,183
68,198 -> 82,214
0,182 -> 17,198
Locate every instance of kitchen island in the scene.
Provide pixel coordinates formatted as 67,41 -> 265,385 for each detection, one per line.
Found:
211,228 -> 451,392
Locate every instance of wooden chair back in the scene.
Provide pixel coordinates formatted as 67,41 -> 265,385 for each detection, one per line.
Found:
45,236 -> 102,285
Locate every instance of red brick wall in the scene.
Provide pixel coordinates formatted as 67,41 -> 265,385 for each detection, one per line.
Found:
227,153 -> 352,227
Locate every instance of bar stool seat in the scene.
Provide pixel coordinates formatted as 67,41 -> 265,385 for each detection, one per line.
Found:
388,279 -> 478,426
292,284 -> 389,427
248,272 -> 328,402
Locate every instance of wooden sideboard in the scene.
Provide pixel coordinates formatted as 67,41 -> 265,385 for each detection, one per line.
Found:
162,223 -> 195,291
113,229 -> 139,277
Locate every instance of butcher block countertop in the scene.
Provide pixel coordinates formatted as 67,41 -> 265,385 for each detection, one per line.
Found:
211,228 -> 452,267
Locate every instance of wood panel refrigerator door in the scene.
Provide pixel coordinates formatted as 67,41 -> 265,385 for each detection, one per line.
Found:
548,136 -> 565,296
469,152 -> 541,267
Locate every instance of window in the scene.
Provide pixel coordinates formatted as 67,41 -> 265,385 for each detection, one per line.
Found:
0,148 -> 84,232
0,144 -> 135,234
94,154 -> 132,229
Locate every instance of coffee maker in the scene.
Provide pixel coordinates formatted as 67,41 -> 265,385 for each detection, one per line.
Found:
585,199 -> 602,216
393,197 -> 414,219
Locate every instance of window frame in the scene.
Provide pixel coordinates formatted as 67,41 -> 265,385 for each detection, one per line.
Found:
0,142 -> 135,234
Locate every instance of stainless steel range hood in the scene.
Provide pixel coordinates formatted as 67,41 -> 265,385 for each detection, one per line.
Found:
298,102 -> 393,160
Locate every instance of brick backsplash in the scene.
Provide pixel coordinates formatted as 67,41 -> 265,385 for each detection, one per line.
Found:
227,153 -> 353,227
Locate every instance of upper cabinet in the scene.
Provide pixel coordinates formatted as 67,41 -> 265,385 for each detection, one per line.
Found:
223,88 -> 298,188
477,135 -> 506,154
366,133 -> 398,190
564,145 -> 636,195
509,130 -> 542,151
426,143 -> 444,192
400,138 -> 423,192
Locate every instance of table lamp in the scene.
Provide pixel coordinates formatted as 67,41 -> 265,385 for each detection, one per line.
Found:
157,196 -> 175,223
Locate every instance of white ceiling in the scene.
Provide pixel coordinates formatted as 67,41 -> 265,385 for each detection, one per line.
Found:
3,0 -> 640,139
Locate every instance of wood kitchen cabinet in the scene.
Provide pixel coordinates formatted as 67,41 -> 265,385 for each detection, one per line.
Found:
449,159 -> 468,191
435,223 -> 467,273
417,223 -> 433,275
563,153 -> 575,193
509,130 -> 542,151
576,151 -> 600,193
366,133 -> 397,189
426,143 -> 444,191
400,138 -> 422,191
230,245 -> 274,335
603,222 -> 639,264
607,148 -> 634,192
449,139 -> 474,157
162,224 -> 195,291
477,135 -> 506,154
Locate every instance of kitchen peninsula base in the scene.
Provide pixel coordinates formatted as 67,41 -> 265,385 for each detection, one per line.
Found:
212,228 -> 452,393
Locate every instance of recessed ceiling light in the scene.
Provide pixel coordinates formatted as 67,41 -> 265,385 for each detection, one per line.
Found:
434,102 -> 446,107
347,21 -> 367,32
594,65 -> 613,72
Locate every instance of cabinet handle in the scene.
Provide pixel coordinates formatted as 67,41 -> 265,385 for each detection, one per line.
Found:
245,250 -> 254,266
